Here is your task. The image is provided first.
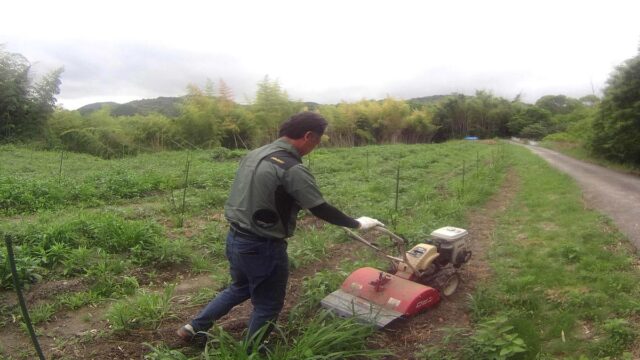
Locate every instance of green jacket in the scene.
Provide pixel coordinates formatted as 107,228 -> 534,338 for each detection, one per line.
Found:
224,139 -> 325,239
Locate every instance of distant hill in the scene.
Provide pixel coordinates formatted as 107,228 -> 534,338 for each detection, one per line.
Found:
77,96 -> 183,117
76,102 -> 120,115
76,95 -> 448,117
406,95 -> 448,107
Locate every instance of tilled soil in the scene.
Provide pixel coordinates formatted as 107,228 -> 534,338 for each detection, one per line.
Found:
0,170 -> 519,359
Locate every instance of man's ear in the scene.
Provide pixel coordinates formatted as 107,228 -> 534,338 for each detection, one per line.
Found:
303,131 -> 314,141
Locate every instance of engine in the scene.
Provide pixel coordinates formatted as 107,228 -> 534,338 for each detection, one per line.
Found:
427,226 -> 471,268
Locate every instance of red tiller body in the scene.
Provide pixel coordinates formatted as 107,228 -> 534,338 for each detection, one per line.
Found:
340,267 -> 440,316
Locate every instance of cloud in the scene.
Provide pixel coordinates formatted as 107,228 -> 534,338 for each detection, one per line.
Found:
3,0 -> 639,109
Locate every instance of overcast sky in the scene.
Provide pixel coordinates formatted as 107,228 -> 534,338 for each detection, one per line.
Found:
3,0 -> 639,110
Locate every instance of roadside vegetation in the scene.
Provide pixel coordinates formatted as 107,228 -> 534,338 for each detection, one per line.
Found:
540,47 -> 640,172
417,145 -> 640,359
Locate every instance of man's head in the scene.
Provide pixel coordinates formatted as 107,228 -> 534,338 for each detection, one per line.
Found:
279,112 -> 327,156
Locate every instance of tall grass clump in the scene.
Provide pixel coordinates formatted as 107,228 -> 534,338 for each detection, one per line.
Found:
268,310 -> 389,359
180,311 -> 388,360
106,284 -> 176,332
0,211 -> 190,289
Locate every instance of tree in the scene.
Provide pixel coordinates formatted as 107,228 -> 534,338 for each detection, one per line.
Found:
508,106 -> 553,138
579,95 -> 600,107
377,97 -> 410,143
590,50 -> 640,164
0,46 -> 63,139
535,95 -> 581,115
176,84 -> 222,148
251,76 -> 296,145
432,94 -> 469,141
402,108 -> 439,143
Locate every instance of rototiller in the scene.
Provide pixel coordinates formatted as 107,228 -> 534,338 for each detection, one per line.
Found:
321,226 -> 471,328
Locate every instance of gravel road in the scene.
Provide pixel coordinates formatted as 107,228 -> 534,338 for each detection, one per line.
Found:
521,144 -> 640,249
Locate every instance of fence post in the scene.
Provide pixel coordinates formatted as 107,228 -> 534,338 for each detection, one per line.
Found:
58,150 -> 64,183
395,166 -> 400,212
5,235 -> 46,360
366,149 -> 369,179
178,152 -> 192,227
461,160 -> 465,199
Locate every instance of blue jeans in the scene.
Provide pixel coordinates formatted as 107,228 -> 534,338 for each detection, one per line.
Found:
190,230 -> 289,340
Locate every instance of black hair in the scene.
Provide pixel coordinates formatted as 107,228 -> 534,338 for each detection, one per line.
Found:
278,112 -> 328,139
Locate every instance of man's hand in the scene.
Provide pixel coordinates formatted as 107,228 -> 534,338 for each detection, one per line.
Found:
356,216 -> 384,230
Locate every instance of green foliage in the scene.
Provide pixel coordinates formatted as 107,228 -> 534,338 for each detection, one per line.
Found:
27,302 -> 56,325
592,319 -> 637,357
269,311 -> 389,359
0,244 -> 43,289
57,290 -> 101,310
473,146 -> 640,357
47,108 -> 177,158
210,147 -> 246,161
252,76 -> 298,145
535,95 -> 582,115
105,284 -> 176,332
467,316 -> 527,359
508,106 -> 553,139
0,211 -> 189,289
288,269 -> 348,322
144,344 -> 190,360
590,50 -> 640,165
433,91 -> 513,140
0,46 -> 63,140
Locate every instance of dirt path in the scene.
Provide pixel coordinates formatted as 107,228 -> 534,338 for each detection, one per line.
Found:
521,144 -> 640,249
371,168 -> 520,359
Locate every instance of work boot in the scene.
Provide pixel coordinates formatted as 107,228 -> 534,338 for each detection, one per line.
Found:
176,324 -> 196,342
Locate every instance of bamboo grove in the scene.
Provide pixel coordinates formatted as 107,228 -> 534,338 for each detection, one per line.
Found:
2,45 -> 639,166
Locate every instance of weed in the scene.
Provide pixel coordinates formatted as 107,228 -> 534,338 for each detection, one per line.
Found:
0,245 -> 42,289
287,230 -> 330,269
105,284 -> 176,332
58,290 -> 101,310
415,346 -> 458,360
467,316 -> 527,359
61,246 -> 94,276
288,269 -> 349,322
270,310 -> 389,359
27,302 -> 57,325
144,343 -> 190,359
131,237 -> 191,266
592,318 -> 637,358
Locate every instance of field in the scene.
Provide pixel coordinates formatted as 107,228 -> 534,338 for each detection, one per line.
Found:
0,141 -> 638,359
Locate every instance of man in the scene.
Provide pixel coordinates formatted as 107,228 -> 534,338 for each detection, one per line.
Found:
177,111 -> 383,344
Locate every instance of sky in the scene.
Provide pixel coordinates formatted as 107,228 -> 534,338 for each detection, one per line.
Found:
3,0 -> 640,110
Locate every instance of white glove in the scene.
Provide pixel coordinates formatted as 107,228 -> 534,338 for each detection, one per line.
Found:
356,216 -> 384,230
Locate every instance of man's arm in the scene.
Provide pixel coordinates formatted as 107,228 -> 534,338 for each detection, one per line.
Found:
309,202 -> 360,228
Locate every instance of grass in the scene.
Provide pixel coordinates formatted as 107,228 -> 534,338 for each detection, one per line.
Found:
7,140 -> 639,358
105,284 -> 176,332
0,141 -> 510,359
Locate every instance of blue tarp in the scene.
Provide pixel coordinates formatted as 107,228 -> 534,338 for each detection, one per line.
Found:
464,136 -> 479,140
